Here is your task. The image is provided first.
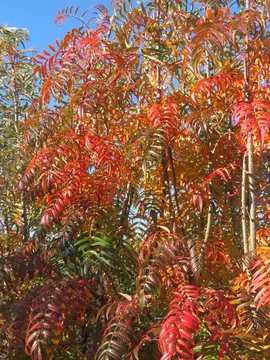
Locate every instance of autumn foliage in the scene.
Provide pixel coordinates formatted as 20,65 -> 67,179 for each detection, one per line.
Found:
0,1 -> 269,359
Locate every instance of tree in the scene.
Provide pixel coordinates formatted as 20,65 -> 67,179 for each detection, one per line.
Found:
0,26 -> 37,240
0,1 -> 269,359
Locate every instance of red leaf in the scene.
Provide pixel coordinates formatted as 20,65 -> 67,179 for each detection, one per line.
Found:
48,44 -> 56,52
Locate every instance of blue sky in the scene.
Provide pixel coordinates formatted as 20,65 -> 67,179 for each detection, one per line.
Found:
1,1 -> 241,54
0,0 -> 112,52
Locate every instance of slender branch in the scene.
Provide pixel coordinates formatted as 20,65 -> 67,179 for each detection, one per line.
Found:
162,151 -> 176,230
228,118 -> 242,252
248,135 -> 256,251
119,182 -> 132,228
198,194 -> 212,271
244,0 -> 256,252
229,180 -> 242,253
12,62 -> 29,242
199,209 -> 204,238
155,0 -> 176,231
167,146 -> 185,236
198,54 -> 213,271
241,152 -> 248,253
22,191 -> 29,242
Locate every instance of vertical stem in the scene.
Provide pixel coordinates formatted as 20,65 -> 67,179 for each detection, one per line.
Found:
241,152 -> 248,253
156,0 -> 162,104
167,146 -> 185,236
22,191 -> 29,242
120,183 -> 131,225
199,209 -> 204,238
199,199 -> 212,270
13,62 -> 29,242
229,180 -> 242,252
12,64 -> 19,127
248,135 -> 256,251
228,117 -> 242,252
198,54 -> 213,271
244,0 -> 256,251
156,0 -> 176,231
162,152 -> 176,230
187,238 -> 198,284
4,215 -> 10,233
198,146 -> 213,271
